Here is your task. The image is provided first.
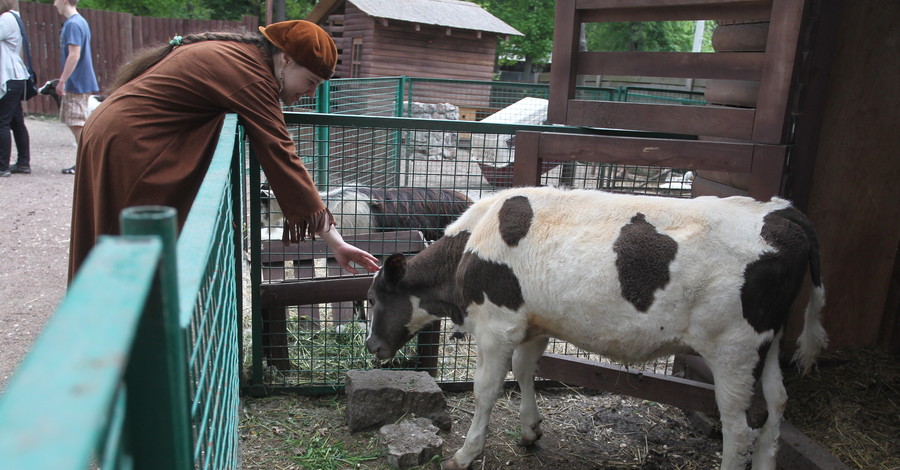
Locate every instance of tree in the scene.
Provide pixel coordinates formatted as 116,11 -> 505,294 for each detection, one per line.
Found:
584,21 -> 715,52
35,0 -> 316,22
471,0 -> 556,69
473,0 -> 712,73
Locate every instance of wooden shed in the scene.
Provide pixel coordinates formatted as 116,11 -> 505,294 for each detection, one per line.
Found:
515,0 -> 900,352
307,0 -> 522,80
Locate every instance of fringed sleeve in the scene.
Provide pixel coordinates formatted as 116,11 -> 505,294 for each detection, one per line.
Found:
281,207 -> 336,245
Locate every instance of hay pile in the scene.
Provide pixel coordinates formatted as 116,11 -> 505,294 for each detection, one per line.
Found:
783,347 -> 900,470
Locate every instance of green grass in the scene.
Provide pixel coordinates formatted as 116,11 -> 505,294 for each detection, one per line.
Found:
289,434 -> 380,470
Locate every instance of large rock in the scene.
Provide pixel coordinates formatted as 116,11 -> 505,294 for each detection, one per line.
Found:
378,417 -> 443,469
345,370 -> 452,432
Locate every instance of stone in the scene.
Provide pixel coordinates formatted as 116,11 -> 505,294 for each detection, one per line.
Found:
378,417 -> 443,469
345,369 -> 452,432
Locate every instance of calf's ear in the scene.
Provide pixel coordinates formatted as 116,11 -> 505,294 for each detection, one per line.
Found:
383,253 -> 407,285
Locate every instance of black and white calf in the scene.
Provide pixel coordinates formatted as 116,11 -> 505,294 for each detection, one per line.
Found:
365,186 -> 827,470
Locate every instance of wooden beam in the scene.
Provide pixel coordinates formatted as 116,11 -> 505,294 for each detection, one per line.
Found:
548,0 -> 580,124
536,131 -> 756,173
536,353 -> 719,415
566,100 -> 756,140
261,277 -> 372,308
576,51 -> 765,81
747,144 -> 787,200
576,0 -> 772,23
778,420 -> 852,470
753,0 -> 807,144
512,131 -> 542,186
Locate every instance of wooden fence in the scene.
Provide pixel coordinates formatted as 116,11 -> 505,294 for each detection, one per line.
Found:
19,1 -> 258,116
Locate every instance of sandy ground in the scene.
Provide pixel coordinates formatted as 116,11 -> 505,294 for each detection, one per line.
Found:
0,115 -> 77,392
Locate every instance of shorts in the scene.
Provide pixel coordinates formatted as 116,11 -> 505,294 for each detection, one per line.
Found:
60,92 -> 94,127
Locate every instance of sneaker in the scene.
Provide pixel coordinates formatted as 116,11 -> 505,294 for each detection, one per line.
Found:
10,164 -> 30,174
61,165 -> 76,175
0,170 -> 10,177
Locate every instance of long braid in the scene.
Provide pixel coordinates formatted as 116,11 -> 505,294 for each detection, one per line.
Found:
107,30 -> 276,95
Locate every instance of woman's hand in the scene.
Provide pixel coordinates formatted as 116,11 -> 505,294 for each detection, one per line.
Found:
319,225 -> 380,274
332,242 -> 380,274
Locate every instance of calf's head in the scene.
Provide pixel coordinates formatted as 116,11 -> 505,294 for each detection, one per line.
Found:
365,253 -> 439,360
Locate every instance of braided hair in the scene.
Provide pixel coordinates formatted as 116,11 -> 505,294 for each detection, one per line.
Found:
107,30 -> 279,94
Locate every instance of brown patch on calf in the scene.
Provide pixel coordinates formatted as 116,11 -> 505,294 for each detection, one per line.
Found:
741,209 -> 810,333
613,213 -> 678,312
458,252 -> 524,311
498,196 -> 533,247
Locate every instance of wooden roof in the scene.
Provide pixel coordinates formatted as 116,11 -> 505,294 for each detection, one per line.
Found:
308,0 -> 523,36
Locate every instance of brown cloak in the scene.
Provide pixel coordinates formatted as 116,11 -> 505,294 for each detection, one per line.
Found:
68,41 -> 328,280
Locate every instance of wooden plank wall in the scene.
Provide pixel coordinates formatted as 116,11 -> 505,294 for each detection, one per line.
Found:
330,3 -> 497,82
785,0 -> 900,350
19,1 -> 257,116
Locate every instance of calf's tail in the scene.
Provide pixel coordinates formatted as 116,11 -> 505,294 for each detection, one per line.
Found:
791,213 -> 828,374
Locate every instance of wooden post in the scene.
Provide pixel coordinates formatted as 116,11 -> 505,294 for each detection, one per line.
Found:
548,0 -> 579,124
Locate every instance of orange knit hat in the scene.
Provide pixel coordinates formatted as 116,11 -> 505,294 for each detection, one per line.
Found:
259,20 -> 337,79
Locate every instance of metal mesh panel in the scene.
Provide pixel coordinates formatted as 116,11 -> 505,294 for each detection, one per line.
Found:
179,115 -> 243,468
251,113 -> 691,391
185,178 -> 241,469
328,78 -> 402,116
405,78 -> 617,122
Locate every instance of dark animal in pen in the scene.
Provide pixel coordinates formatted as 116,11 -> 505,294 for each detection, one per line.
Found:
365,186 -> 827,470
256,185 -> 473,370
323,186 -> 473,241
260,185 -> 473,242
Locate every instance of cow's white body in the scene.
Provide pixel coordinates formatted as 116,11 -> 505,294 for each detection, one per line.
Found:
366,186 -> 827,470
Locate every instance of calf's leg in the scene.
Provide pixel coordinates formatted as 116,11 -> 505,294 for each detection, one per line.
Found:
512,334 -> 549,446
444,316 -> 522,470
706,350 -> 758,470
751,338 -> 787,470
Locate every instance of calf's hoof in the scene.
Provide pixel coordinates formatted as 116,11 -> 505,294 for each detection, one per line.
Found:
520,420 -> 543,447
441,457 -> 469,470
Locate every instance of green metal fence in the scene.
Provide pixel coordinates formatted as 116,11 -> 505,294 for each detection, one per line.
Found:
248,112 -> 695,394
0,115 -> 244,469
284,76 -> 702,122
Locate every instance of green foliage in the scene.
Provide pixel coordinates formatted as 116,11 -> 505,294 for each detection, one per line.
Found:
473,0 -> 714,68
289,434 -> 379,469
77,0 -> 204,18
52,0 -> 314,22
472,0 -> 556,67
585,21 -> 715,52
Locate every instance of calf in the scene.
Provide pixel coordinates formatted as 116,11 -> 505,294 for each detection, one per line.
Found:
365,186 -> 827,470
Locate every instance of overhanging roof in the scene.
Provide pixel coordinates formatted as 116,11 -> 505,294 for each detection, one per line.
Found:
309,0 -> 523,36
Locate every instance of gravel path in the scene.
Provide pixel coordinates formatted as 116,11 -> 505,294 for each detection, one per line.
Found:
0,115 -> 77,392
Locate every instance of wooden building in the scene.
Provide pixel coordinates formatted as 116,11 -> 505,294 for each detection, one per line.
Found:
514,0 -> 899,352
307,0 -> 522,81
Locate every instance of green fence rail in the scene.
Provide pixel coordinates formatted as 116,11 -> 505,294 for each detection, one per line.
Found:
0,115 -> 244,469
283,76 -> 703,121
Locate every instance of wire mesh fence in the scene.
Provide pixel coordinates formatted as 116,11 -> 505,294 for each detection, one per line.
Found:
284,76 -> 704,122
249,111 -> 694,393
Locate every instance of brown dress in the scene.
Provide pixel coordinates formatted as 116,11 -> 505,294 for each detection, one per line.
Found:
68,40 -> 329,280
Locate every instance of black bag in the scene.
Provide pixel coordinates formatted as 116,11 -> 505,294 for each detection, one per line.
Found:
13,12 -> 38,100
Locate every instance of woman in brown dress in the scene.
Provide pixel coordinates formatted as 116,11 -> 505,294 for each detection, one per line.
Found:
68,20 -> 379,279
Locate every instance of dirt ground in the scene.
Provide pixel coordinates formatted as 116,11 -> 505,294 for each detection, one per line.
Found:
0,115 -> 77,392
239,346 -> 899,470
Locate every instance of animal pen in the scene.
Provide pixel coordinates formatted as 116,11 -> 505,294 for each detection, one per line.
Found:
247,77 -> 701,396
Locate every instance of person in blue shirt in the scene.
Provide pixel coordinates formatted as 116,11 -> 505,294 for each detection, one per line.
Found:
54,0 -> 98,175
